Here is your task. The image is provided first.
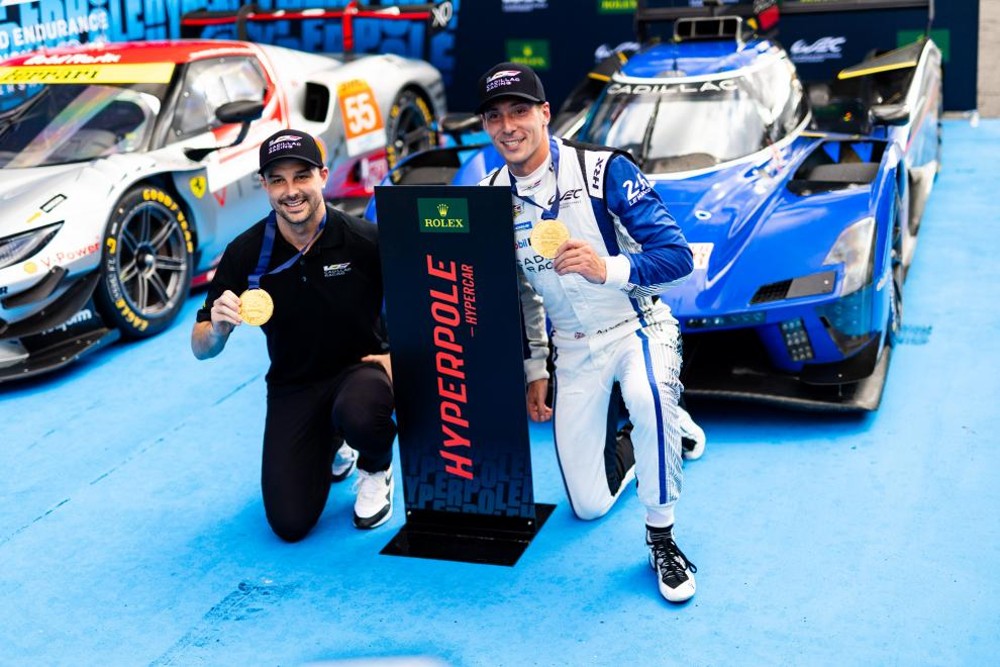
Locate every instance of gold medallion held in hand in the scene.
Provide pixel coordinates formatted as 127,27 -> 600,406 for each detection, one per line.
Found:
239,288 -> 274,326
529,219 -> 570,259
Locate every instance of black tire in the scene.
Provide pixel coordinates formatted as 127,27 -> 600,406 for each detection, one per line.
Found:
94,185 -> 194,339
888,191 -> 904,347
935,92 -> 943,176
385,89 -> 437,170
888,249 -> 903,348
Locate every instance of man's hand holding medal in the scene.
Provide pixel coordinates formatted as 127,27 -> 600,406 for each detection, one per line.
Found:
207,289 -> 244,338
205,288 -> 274,341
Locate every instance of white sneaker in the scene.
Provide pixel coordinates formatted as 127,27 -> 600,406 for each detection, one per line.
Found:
331,442 -> 358,483
353,468 -> 394,529
678,406 -> 706,461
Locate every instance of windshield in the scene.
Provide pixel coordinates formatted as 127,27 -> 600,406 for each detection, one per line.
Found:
578,56 -> 807,173
0,83 -> 167,169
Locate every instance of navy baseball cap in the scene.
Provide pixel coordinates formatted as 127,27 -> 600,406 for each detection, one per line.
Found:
258,129 -> 324,174
476,62 -> 547,114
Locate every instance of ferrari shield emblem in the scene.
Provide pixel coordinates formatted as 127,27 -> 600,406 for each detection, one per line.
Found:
189,176 -> 207,199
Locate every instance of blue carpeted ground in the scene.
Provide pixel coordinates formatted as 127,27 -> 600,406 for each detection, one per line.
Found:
1,119 -> 998,666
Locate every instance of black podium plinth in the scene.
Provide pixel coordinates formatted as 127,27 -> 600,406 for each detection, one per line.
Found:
381,506 -> 554,566
374,185 -> 552,566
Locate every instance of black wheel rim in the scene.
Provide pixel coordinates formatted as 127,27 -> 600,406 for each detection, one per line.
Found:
391,99 -> 433,160
115,200 -> 188,317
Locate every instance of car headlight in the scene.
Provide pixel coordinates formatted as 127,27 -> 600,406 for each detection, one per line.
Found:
0,222 -> 63,270
823,216 -> 874,295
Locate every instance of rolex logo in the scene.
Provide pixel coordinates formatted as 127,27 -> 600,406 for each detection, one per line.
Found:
418,198 -> 470,234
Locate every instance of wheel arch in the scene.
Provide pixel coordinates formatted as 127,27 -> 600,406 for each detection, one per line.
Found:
141,173 -> 200,254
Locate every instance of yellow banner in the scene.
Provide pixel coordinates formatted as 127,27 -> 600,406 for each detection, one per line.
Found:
0,63 -> 175,85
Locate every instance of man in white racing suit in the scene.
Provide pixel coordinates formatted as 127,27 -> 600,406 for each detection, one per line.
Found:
477,62 -> 704,603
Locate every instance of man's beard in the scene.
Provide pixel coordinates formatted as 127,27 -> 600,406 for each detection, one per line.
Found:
276,196 -> 317,226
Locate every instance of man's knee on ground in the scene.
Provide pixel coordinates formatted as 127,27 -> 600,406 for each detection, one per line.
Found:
266,510 -> 318,543
570,497 -> 614,521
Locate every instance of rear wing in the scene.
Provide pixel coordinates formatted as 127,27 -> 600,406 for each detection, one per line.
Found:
836,38 -> 926,80
635,0 -> 934,43
181,1 -> 454,56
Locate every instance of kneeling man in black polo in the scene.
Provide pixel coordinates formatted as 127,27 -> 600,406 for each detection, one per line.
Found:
191,129 -> 396,538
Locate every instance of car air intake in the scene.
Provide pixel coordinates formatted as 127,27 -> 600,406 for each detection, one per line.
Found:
751,271 -> 836,305
751,279 -> 791,305
674,17 -> 745,42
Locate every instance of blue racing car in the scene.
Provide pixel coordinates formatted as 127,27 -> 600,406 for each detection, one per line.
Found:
369,2 -> 941,410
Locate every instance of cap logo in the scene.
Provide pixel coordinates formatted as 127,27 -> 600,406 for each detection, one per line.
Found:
486,72 -> 525,93
268,135 -> 304,154
488,69 -> 522,82
477,64 -> 544,113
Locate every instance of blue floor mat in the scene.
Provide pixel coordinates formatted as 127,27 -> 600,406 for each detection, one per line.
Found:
1,119 -> 998,666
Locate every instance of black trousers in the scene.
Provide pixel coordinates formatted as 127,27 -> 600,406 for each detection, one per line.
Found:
261,362 -> 396,542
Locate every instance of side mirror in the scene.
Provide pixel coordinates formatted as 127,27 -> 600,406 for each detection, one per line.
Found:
185,100 -> 265,161
216,100 -> 265,125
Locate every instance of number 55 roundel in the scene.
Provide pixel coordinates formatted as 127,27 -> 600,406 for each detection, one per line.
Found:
338,79 -> 387,157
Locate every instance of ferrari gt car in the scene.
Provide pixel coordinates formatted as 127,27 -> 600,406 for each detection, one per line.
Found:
369,7 -> 941,410
0,37 -> 444,382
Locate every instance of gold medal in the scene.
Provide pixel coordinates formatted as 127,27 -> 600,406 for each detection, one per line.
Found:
239,288 -> 274,326
529,219 -> 570,259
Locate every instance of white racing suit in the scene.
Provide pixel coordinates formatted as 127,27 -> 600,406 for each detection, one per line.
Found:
483,136 -> 694,524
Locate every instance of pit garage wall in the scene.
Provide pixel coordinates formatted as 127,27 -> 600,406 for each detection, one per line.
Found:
0,0 -> 979,112
0,0 -> 461,88
450,0 -> 979,114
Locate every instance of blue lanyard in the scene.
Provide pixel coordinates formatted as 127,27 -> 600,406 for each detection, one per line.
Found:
248,210 -> 327,289
508,136 -> 561,220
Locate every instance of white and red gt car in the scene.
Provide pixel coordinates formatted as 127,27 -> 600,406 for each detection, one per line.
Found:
0,38 -> 444,381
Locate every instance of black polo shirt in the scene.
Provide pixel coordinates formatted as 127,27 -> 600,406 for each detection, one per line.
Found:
197,204 -> 387,387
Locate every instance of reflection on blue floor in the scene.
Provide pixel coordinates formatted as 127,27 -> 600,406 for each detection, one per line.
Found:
2,120 -> 999,666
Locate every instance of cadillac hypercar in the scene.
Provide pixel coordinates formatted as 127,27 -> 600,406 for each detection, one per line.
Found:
370,9 -> 941,410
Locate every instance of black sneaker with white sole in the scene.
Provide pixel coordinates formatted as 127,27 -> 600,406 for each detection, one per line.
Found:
646,525 -> 697,603
353,468 -> 394,529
